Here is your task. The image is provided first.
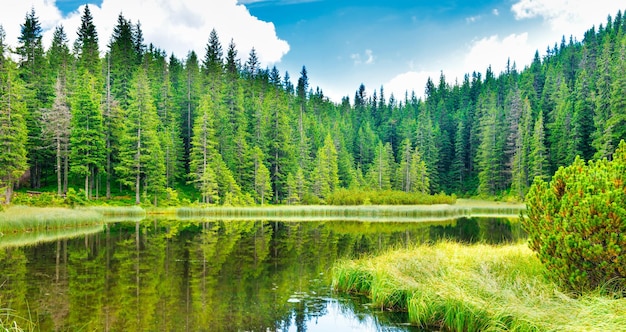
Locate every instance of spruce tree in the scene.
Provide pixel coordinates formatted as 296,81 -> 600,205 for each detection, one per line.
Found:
0,46 -> 28,204
75,5 -> 100,75
529,110 -> 549,182
16,8 -> 51,189
311,134 -> 339,198
115,67 -> 165,205
69,69 -> 105,199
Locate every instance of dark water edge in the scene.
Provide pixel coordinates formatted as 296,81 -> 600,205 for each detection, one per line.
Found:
0,217 -> 523,331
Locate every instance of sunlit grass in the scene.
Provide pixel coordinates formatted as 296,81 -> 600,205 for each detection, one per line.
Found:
0,206 -> 103,234
332,241 -> 626,331
177,202 -> 524,222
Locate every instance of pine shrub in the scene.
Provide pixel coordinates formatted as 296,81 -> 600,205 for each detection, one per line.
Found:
523,141 -> 626,293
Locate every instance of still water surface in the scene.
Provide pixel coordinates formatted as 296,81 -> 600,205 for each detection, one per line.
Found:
0,216 -> 524,331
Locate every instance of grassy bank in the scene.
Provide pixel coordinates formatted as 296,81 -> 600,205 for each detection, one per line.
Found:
332,242 -> 626,331
0,206 -> 103,234
177,201 -> 524,221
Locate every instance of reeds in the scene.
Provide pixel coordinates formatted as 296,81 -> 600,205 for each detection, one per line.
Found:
177,202 -> 524,222
332,241 -> 626,331
0,206 -> 103,234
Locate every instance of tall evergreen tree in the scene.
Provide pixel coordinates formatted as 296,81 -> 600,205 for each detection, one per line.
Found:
0,47 -> 28,204
75,5 -> 100,75
366,141 -> 394,190
16,8 -> 50,189
69,69 -> 105,199
311,134 -> 339,198
115,67 -> 165,205
529,110 -> 549,182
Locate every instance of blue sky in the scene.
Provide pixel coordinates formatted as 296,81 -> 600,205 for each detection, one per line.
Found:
1,0 -> 624,102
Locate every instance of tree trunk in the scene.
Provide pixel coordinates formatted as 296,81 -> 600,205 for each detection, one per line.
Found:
5,180 -> 13,205
57,138 -> 62,196
85,173 -> 89,200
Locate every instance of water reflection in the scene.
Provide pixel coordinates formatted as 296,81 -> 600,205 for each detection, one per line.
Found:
0,217 -> 522,331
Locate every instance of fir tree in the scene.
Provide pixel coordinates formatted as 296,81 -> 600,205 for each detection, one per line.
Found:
0,52 -> 28,204
75,5 -> 100,75
69,69 -> 105,199
115,67 -> 165,205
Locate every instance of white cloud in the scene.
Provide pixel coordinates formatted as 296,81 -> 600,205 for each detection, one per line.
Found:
384,70 -> 440,100
463,33 -> 533,75
511,0 -> 623,35
351,49 -> 375,65
0,0 -> 289,66
492,8 -> 499,16
385,33 -> 535,100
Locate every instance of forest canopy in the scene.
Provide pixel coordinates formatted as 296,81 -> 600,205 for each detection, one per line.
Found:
1,6 -> 626,205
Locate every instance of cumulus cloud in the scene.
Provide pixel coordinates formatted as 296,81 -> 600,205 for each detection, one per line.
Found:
0,0 -> 289,66
511,0 -> 623,34
463,33 -> 533,75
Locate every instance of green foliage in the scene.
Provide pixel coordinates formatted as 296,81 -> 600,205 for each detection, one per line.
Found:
523,140 -> 626,292
325,188 -> 455,205
64,188 -> 87,207
0,57 -> 28,205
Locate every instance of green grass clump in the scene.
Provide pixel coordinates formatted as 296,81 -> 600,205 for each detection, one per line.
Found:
325,189 -> 456,205
332,241 -> 626,331
0,206 -> 103,234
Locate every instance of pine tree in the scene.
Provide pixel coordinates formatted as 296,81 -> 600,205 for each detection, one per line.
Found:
396,138 -> 429,193
115,67 -> 165,205
416,109 -> 440,193
477,91 -> 506,196
108,13 -> 138,109
182,51 -> 202,173
366,141 -> 393,190
510,98 -> 533,199
16,8 -> 51,189
75,5 -> 100,75
188,92 -> 219,203
529,110 -> 549,182
0,47 -> 28,204
592,39 -> 613,159
311,134 -> 339,198
252,146 -> 272,205
549,80 -> 576,170
69,69 -> 105,199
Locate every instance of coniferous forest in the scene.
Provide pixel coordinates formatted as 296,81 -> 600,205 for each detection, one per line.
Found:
1,6 -> 626,206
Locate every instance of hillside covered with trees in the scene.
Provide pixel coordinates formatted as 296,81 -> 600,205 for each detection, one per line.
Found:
1,6 -> 626,205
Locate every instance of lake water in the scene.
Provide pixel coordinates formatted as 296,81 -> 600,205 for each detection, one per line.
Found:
0,214 -> 524,331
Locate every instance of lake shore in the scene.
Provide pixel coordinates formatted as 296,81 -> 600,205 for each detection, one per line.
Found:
331,241 -> 626,331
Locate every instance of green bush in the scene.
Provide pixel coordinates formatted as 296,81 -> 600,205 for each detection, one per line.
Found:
523,141 -> 626,293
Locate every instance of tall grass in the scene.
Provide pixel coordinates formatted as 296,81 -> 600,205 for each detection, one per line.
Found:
0,206 -> 103,234
177,203 -> 523,222
332,242 -> 626,331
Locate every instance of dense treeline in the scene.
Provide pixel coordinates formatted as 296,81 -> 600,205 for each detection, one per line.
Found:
1,6 -> 626,205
